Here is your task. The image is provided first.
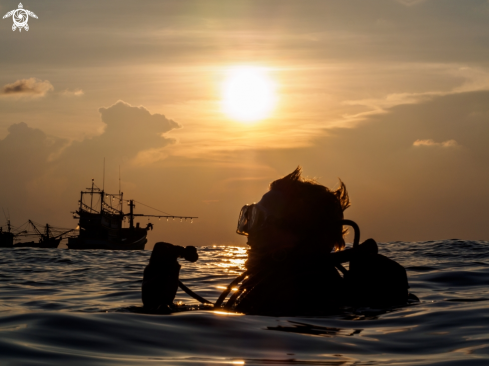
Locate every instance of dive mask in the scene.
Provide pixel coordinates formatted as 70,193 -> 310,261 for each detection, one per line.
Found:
236,203 -> 270,236
237,190 -> 288,236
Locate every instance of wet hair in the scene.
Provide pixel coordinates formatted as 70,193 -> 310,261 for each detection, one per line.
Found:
269,166 -> 350,252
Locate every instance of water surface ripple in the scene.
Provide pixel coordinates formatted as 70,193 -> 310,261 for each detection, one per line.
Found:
0,240 -> 488,365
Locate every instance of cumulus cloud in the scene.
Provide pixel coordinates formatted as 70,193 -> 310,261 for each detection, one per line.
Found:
96,101 -> 181,157
0,122 -> 68,209
99,100 -> 181,136
0,122 -> 67,158
0,78 -> 53,98
57,100 -> 182,173
0,101 -> 181,184
0,101 -> 183,224
413,139 -> 459,147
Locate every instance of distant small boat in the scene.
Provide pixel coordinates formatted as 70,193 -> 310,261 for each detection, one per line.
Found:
0,220 -> 15,248
14,220 -> 74,249
14,237 -> 62,249
67,179 -> 197,250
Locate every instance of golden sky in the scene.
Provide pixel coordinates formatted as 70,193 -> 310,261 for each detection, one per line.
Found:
1,0 -> 489,247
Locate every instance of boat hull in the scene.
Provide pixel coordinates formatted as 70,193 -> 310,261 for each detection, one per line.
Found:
14,238 -> 62,249
67,233 -> 147,250
0,232 -> 14,248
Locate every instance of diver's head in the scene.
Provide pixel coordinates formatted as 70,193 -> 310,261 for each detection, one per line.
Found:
236,166 -> 350,253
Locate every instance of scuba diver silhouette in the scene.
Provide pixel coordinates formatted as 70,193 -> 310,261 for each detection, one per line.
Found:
142,167 -> 413,315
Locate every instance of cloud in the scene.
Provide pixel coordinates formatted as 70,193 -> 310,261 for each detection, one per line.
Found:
0,122 -> 67,160
0,101 -> 184,226
413,139 -> 459,147
395,0 -> 429,6
0,78 -> 53,98
0,101 -> 182,184
56,100 -> 182,174
0,122 -> 68,209
130,148 -> 170,166
262,89 -> 489,241
96,100 -> 181,157
99,100 -> 181,135
62,88 -> 84,96
344,65 -> 489,127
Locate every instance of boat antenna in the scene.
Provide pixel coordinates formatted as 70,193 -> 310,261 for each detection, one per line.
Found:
90,178 -> 94,211
103,158 -> 105,191
119,165 -> 121,195
2,208 -> 10,233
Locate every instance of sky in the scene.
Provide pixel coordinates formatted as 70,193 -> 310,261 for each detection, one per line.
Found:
1,0 -> 489,248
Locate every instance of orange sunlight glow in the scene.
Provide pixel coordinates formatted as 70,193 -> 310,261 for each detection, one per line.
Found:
213,311 -> 242,316
221,66 -> 277,123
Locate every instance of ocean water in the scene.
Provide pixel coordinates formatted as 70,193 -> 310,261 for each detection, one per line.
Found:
0,240 -> 488,366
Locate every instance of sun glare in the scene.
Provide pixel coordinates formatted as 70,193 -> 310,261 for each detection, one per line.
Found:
221,66 -> 277,123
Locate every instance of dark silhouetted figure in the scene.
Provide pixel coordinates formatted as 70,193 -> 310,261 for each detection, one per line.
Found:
142,167 -> 413,315
142,242 -> 198,312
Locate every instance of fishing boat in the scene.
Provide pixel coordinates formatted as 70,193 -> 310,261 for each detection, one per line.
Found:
0,219 -> 32,248
14,220 -> 74,249
67,179 -> 197,250
0,220 -> 15,248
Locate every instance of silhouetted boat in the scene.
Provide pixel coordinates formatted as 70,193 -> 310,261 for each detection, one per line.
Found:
0,220 -> 15,248
14,220 -> 73,249
0,219 -> 31,248
67,179 -> 197,250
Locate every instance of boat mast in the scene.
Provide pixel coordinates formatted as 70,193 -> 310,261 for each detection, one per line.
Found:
101,158 -> 105,213
100,185 -> 105,214
129,200 -> 135,229
103,158 -> 105,191
119,166 -> 122,212
90,179 -> 94,211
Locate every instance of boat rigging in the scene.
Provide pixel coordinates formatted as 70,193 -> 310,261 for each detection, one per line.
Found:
68,179 -> 197,250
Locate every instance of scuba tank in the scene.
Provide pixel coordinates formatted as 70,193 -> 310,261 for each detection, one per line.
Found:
339,220 -> 410,307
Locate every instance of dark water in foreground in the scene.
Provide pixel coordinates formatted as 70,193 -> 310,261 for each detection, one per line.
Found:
0,241 -> 488,365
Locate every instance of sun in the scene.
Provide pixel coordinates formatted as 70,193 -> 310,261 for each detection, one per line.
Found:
221,66 -> 277,123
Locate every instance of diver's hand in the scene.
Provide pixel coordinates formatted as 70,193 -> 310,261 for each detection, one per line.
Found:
182,246 -> 198,262
152,242 -> 199,263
